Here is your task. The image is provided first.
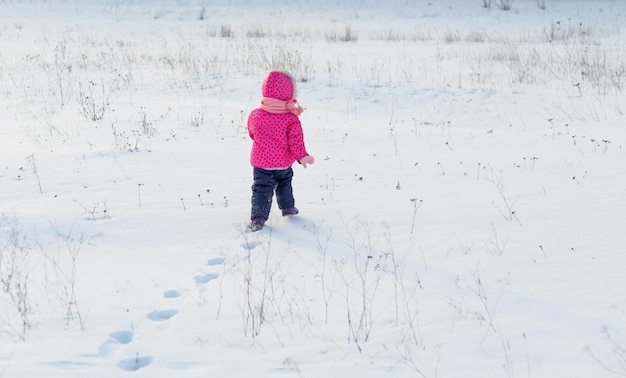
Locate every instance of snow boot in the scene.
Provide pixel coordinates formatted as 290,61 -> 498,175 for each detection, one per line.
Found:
281,207 -> 299,216
248,217 -> 266,232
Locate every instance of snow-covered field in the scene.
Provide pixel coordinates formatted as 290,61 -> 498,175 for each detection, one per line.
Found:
1,0 -> 626,376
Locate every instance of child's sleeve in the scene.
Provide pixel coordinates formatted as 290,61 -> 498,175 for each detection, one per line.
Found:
288,117 -> 309,161
247,111 -> 256,140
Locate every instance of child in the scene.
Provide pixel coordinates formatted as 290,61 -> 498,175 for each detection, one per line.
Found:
247,70 -> 315,231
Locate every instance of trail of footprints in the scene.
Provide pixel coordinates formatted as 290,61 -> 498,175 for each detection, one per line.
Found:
99,256 -> 226,372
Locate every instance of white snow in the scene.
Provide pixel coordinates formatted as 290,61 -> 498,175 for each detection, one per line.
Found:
1,0 -> 626,377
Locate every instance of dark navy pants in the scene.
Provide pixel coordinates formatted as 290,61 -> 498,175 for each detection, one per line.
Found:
251,167 -> 295,220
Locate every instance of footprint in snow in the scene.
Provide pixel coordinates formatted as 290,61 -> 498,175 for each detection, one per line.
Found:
163,289 -> 181,298
146,309 -> 178,321
109,330 -> 133,344
193,273 -> 218,284
98,330 -> 133,357
207,257 -> 225,266
241,240 -> 262,251
117,355 -> 154,372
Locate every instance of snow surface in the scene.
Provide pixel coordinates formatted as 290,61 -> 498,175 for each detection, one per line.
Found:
1,0 -> 626,377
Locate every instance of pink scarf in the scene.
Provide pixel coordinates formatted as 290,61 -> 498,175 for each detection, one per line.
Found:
260,97 -> 304,116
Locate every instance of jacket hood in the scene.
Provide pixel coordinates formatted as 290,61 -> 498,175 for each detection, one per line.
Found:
262,71 -> 294,101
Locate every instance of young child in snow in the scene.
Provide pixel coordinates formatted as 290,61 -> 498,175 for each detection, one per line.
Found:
247,70 -> 315,231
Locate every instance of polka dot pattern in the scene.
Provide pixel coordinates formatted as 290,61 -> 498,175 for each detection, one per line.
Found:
248,72 -> 309,168
262,71 -> 294,101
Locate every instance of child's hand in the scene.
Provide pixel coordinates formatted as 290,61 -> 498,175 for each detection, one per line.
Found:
300,155 -> 315,168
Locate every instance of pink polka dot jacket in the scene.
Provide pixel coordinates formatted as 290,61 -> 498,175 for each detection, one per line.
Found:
248,71 -> 310,169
